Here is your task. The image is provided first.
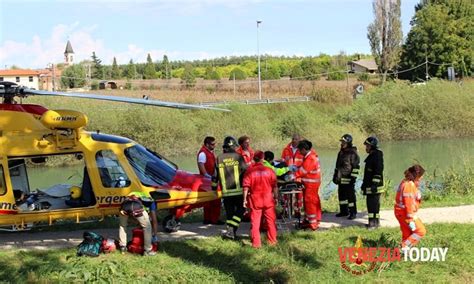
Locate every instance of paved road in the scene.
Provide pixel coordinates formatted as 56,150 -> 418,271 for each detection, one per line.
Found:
1,205 -> 473,250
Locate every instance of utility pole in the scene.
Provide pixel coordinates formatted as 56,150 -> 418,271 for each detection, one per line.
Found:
52,64 -> 56,91
425,47 -> 429,81
257,20 -> 262,100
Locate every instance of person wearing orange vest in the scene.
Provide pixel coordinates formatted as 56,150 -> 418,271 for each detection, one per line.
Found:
281,134 -> 304,167
236,135 -> 255,166
243,151 -> 278,248
197,136 -> 224,225
288,139 -> 322,230
280,133 -> 304,217
394,164 -> 427,248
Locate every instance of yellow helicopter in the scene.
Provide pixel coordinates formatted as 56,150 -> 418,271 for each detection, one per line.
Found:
0,81 -> 229,232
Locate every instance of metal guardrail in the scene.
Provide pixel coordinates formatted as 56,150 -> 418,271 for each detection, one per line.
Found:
198,96 -> 312,107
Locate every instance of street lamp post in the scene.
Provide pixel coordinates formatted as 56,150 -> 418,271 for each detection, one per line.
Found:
257,20 -> 262,100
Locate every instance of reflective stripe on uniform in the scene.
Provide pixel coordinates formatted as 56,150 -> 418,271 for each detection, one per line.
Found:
306,214 -> 316,218
348,202 -> 355,207
302,178 -> 320,183
375,213 -> 380,218
219,167 -> 227,192
339,200 -> 348,205
404,240 -> 412,247
372,178 -> 381,183
411,233 -> 421,240
233,166 -> 241,190
227,220 -> 239,227
232,216 -> 241,223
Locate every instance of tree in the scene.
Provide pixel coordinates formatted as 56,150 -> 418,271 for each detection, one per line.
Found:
399,0 -> 473,80
367,0 -> 403,83
204,65 -> 221,80
61,64 -> 86,89
126,59 -> 137,79
290,64 -> 304,80
111,57 -> 121,79
300,58 -> 321,80
144,53 -> 157,79
228,67 -> 247,80
91,52 -> 105,79
181,64 -> 196,88
162,55 -> 171,79
261,64 -> 281,80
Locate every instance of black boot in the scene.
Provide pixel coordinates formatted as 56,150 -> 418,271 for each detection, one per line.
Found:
348,213 -> 357,220
375,218 -> 380,227
366,218 -> 376,230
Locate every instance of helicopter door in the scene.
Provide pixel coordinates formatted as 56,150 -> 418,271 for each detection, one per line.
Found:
0,164 -> 15,213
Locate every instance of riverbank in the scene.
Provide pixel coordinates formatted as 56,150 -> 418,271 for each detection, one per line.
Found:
29,79 -> 473,158
1,221 -> 472,282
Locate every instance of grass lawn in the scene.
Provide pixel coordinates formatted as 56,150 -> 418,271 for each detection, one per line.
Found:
1,223 -> 472,283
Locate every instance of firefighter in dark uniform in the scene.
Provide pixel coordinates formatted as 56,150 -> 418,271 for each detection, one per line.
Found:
333,134 -> 360,220
361,136 -> 384,230
212,136 -> 247,239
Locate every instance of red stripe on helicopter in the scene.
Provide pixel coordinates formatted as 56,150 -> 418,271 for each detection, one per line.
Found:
98,204 -> 121,208
0,210 -> 18,215
155,197 -> 200,203
0,104 -> 48,115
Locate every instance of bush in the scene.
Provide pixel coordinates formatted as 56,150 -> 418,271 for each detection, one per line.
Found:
90,80 -> 99,90
358,73 -> 370,81
327,69 -> 346,81
228,67 -> 247,80
125,82 -> 132,90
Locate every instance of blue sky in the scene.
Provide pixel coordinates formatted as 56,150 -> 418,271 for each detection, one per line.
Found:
0,0 -> 419,69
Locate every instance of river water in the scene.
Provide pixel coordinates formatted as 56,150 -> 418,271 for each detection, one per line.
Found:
27,138 -> 473,190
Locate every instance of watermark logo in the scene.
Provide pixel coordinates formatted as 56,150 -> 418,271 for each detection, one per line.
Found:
338,236 -> 448,276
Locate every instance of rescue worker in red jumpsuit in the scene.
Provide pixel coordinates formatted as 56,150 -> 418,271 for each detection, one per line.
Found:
280,133 -> 304,217
288,139 -> 322,230
236,135 -> 255,166
197,136 -> 224,225
395,164 -> 427,248
243,151 -> 278,248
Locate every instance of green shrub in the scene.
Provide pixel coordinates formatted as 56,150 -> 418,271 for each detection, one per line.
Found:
327,69 -> 346,81
228,67 -> 247,80
358,73 -> 370,81
124,81 -> 132,90
90,80 -> 99,90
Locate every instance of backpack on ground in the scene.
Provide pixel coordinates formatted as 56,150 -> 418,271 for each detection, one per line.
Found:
77,231 -> 104,257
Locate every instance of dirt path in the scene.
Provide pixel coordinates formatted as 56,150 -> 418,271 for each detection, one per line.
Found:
1,205 -> 473,250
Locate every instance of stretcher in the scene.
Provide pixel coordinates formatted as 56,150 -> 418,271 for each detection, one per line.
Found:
276,181 -> 304,230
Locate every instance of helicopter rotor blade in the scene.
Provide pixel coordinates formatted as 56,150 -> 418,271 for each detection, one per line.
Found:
24,89 -> 231,112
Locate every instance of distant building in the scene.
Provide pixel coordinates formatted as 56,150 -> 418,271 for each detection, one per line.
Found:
349,59 -> 378,74
38,66 -> 62,91
64,40 -> 74,66
0,69 -> 40,89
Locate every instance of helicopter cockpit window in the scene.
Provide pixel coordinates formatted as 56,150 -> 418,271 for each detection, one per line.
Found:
124,145 -> 177,187
0,166 -> 6,196
95,150 -> 131,188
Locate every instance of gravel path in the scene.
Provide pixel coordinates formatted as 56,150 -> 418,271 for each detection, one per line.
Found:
1,205 -> 473,250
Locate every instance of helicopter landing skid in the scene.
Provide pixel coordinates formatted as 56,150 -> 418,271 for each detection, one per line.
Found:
0,223 -> 34,232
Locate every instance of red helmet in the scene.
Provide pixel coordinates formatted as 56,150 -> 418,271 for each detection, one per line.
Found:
101,238 -> 117,253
